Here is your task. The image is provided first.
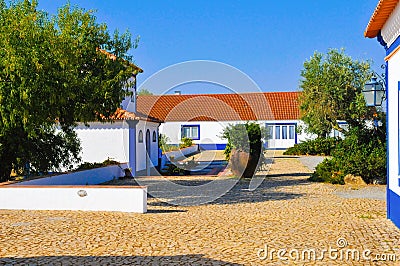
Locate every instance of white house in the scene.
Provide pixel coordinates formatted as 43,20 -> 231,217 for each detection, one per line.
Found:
73,64 -> 161,176
137,92 -> 311,150
73,110 -> 160,175
365,0 -> 400,228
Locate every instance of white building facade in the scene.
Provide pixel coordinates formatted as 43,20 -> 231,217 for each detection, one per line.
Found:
365,0 -> 400,228
138,92 -> 313,150
74,118 -> 160,175
159,119 -> 311,150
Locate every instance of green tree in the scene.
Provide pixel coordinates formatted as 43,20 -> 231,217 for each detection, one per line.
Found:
299,48 -> 372,137
299,49 -> 387,184
137,88 -> 154,95
0,0 -> 138,181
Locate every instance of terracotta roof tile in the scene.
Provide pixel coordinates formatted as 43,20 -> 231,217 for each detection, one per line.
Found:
101,108 -> 160,122
137,92 -> 300,122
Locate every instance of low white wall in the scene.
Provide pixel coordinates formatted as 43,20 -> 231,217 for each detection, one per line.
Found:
161,145 -> 199,168
11,164 -> 128,186
0,186 -> 147,213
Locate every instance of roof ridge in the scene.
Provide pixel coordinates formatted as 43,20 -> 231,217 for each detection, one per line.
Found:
137,91 -> 300,97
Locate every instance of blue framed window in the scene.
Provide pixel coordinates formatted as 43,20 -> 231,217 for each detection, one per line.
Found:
275,126 -> 281,139
266,125 -> 274,139
266,123 -> 297,141
289,125 -> 295,139
282,126 -> 288,139
181,125 -> 200,140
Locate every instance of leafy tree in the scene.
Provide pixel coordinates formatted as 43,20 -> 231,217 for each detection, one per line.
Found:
0,0 -> 138,181
299,48 -> 372,137
137,88 -> 154,95
298,48 -> 387,184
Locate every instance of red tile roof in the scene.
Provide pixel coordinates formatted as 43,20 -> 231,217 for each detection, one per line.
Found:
137,92 -> 300,122
101,108 -> 161,122
365,0 -> 399,38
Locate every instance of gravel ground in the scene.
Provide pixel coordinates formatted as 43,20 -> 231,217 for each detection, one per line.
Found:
333,186 -> 386,201
0,152 -> 397,265
294,154 -> 386,201
296,155 -> 328,171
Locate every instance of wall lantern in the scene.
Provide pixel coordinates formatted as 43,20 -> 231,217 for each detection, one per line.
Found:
362,76 -> 386,107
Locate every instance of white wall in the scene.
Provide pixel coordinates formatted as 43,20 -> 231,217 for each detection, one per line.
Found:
159,121 -> 230,146
387,48 -> 400,195
75,120 -> 160,174
10,164 -> 127,186
161,145 -> 199,168
75,122 -> 130,164
136,120 -> 160,171
159,120 -> 315,150
0,186 -> 147,213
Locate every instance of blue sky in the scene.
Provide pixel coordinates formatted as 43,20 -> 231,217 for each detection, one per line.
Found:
38,0 -> 384,94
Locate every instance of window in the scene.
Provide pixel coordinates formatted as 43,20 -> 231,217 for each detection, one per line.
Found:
289,125 -> 295,139
282,126 -> 288,139
152,131 -> 156,142
275,126 -> 280,139
181,125 -> 200,140
266,123 -> 296,140
138,130 -> 143,143
266,125 -> 274,139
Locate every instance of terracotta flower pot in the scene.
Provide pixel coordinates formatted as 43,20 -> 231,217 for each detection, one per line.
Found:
229,149 -> 260,178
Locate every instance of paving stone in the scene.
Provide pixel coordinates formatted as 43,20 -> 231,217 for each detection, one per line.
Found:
0,152 -> 399,265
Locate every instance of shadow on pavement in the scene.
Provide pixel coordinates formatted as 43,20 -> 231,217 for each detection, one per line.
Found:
147,209 -> 188,213
0,255 -> 243,265
264,173 -> 311,178
146,176 -> 309,207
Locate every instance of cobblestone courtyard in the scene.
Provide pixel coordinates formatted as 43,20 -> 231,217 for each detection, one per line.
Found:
0,153 -> 399,265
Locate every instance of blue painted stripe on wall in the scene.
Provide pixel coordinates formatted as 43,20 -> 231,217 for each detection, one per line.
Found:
386,34 -> 400,55
199,144 -> 227,150
388,189 -> 400,228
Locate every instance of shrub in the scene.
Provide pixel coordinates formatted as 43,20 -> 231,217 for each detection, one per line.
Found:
222,122 -> 265,178
284,137 -> 341,156
179,137 -> 193,149
159,134 -> 176,152
159,134 -> 194,152
75,158 -> 120,171
159,133 -> 169,149
163,163 -> 185,176
223,142 -> 232,160
309,126 -> 386,184
222,122 -> 264,157
309,158 -> 344,184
